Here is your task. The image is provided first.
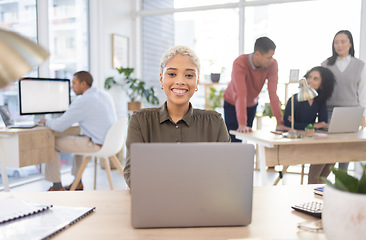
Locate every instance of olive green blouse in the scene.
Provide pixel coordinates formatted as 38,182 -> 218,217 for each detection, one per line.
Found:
123,102 -> 231,187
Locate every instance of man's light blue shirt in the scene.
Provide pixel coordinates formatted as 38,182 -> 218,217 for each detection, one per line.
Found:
46,88 -> 117,145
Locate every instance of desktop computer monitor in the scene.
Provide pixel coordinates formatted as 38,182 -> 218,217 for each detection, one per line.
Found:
18,77 -> 71,115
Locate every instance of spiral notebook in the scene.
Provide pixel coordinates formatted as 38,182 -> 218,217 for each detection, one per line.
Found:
0,197 -> 52,224
0,197 -> 95,239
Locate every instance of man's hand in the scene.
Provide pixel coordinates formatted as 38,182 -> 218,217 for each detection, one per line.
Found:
276,123 -> 290,131
237,125 -> 253,133
39,119 -> 47,126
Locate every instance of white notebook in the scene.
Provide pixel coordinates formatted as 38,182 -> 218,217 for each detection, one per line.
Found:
0,197 -> 52,224
0,198 -> 95,240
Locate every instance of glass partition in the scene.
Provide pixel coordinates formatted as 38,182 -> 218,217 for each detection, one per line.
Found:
0,0 -> 89,189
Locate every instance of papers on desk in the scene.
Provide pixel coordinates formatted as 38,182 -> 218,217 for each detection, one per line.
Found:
314,133 -> 328,137
314,186 -> 324,196
0,197 -> 95,240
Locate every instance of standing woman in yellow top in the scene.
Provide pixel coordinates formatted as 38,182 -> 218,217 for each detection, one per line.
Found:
123,46 -> 231,188
321,30 -> 366,172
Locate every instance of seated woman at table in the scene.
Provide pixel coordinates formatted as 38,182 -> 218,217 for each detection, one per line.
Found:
123,46 -> 231,188
283,66 -> 335,184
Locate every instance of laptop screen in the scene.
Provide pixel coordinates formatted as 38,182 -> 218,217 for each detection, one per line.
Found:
0,105 -> 14,126
327,107 -> 364,133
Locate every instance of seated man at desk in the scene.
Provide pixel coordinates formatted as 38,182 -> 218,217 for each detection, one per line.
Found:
283,66 -> 335,184
39,71 -> 117,191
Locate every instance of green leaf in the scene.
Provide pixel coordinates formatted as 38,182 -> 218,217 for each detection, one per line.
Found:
357,164 -> 366,193
104,77 -> 116,90
104,67 -> 160,105
320,177 -> 334,187
332,167 -> 359,193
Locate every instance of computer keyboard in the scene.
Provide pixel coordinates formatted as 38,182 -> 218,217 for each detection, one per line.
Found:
291,201 -> 323,219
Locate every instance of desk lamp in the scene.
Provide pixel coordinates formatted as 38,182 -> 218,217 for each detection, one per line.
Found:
0,28 -> 49,192
285,78 -> 318,138
0,28 -> 49,87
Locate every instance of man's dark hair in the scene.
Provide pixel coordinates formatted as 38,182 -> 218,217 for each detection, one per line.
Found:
254,37 -> 276,54
73,71 -> 93,87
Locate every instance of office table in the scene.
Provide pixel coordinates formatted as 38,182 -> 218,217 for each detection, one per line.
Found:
230,129 -> 366,185
0,126 -> 80,191
0,185 -> 326,240
0,127 -> 54,191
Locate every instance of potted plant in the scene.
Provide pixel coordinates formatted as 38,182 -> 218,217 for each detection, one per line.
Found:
321,164 -> 366,240
207,87 -> 224,110
105,67 -> 159,111
210,73 -> 220,83
305,123 -> 315,137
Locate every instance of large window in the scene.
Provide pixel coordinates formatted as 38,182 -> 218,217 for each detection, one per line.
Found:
245,0 -> 361,108
48,0 -> 89,79
141,1 -> 239,108
139,0 -> 363,111
174,8 -> 239,107
0,0 -> 38,121
0,0 -> 89,188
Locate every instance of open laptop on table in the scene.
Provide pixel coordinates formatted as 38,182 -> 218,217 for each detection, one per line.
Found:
0,105 -> 37,129
130,142 -> 255,229
322,106 -> 364,134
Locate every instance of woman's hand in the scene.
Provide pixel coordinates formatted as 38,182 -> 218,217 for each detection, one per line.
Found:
314,122 -> 328,129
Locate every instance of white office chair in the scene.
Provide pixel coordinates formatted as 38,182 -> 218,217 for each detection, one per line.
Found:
69,117 -> 128,191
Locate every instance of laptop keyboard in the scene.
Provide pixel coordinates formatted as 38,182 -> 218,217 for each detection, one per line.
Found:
291,201 -> 322,219
9,123 -> 37,129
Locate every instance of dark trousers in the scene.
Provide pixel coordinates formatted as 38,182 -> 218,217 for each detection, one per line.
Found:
224,100 -> 257,142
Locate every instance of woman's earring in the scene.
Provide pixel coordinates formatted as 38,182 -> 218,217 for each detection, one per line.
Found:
195,88 -> 198,92
161,86 -> 164,90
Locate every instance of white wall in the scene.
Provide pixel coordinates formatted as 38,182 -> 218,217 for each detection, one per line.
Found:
89,0 -> 135,88
89,0 -> 135,118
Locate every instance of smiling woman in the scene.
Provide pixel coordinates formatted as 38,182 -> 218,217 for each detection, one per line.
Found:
123,46 -> 231,188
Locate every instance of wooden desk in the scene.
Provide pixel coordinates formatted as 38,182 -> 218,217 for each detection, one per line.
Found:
0,127 -> 54,191
0,127 -> 54,167
231,129 -> 366,185
0,185 -> 326,240
0,126 -> 80,191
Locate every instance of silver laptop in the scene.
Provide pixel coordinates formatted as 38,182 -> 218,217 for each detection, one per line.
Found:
327,106 -> 364,133
130,142 -> 255,229
0,105 -> 36,129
